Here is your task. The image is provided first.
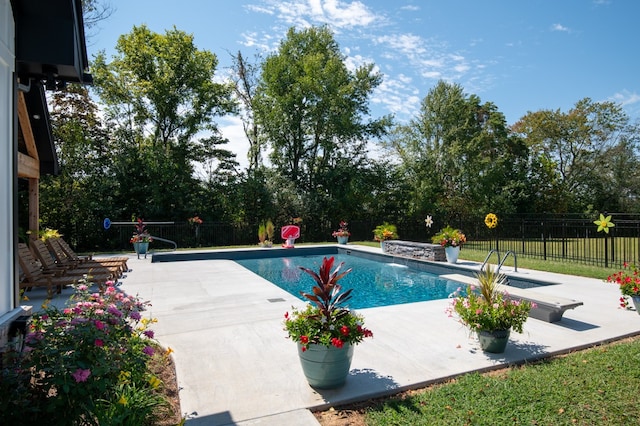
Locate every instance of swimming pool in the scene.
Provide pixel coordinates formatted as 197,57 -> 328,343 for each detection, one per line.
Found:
235,254 -> 466,309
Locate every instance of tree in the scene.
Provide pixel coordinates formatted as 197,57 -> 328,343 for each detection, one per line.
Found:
512,98 -> 635,212
254,26 -> 391,191
91,25 -> 237,220
40,84 -> 116,249
386,81 -> 528,222
230,51 -> 263,171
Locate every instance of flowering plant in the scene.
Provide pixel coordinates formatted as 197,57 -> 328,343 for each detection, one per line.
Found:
606,262 -> 640,309
332,221 -> 351,238
0,280 -> 172,424
284,256 -> 373,351
373,222 -> 398,241
446,266 -> 533,333
188,216 -> 203,225
130,217 -> 152,243
432,225 -> 466,247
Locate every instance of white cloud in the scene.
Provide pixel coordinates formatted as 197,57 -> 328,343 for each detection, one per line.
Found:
610,90 -> 640,107
249,0 -> 381,29
400,5 -> 420,12
551,23 -> 570,32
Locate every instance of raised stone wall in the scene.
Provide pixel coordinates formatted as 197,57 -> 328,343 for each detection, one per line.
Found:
383,240 -> 446,262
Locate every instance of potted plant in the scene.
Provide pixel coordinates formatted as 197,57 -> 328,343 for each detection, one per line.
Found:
432,225 -> 466,263
446,265 -> 533,353
373,222 -> 398,252
258,220 -> 274,247
130,218 -> 152,259
283,256 -> 373,389
188,216 -> 203,243
332,221 -> 351,244
606,262 -> 640,314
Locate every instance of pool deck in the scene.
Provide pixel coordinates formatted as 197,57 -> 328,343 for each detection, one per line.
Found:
26,244 -> 640,425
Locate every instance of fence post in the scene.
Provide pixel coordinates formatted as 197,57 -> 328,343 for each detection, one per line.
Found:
542,218 -> 547,261
604,233 -> 609,268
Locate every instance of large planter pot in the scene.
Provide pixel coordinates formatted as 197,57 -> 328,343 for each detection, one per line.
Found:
631,296 -> 640,314
445,246 -> 460,263
297,343 -> 354,389
477,329 -> 510,353
132,242 -> 149,259
337,236 -> 349,245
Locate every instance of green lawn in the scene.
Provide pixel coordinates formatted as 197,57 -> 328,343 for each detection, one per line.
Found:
361,337 -> 640,425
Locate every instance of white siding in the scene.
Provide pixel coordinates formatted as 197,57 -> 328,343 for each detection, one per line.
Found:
0,0 -> 16,315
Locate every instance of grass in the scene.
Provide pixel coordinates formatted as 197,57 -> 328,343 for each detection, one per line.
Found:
352,336 -> 640,425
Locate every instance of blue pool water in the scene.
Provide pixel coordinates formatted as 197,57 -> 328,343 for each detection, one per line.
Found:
235,254 -> 466,309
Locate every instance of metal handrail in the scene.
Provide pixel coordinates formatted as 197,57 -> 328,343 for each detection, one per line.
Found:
149,236 -> 177,250
497,250 -> 518,273
481,249 -> 501,271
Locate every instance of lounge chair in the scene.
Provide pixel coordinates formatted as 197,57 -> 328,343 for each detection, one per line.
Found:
18,243 -> 107,297
48,237 -> 129,275
27,240 -> 116,282
45,238 -> 127,277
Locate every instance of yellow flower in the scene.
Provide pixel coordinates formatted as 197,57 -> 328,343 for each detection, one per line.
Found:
165,346 -> 174,356
118,370 -> 131,384
594,214 -> 615,233
148,375 -> 162,389
118,395 -> 128,406
484,213 -> 498,229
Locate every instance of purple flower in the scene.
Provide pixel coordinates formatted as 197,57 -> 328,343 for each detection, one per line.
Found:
107,304 -> 123,318
71,368 -> 91,383
129,311 -> 141,321
142,346 -> 155,356
143,330 -> 155,339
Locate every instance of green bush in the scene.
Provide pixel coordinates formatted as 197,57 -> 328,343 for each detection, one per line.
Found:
0,281 -> 172,425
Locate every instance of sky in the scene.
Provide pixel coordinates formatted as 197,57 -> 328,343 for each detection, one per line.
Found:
87,0 -> 640,169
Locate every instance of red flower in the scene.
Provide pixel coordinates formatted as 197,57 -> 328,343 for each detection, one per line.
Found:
331,338 -> 344,348
300,335 -> 309,344
340,325 -> 350,336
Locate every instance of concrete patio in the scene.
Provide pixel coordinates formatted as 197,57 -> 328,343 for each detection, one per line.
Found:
26,244 -> 640,425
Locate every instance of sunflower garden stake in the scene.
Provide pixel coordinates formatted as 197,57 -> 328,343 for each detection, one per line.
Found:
484,213 -> 499,251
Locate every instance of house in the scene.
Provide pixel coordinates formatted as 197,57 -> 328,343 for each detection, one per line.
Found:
0,0 -> 91,347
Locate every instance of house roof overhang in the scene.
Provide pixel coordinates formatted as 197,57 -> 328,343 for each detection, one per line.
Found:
12,0 -> 92,176
23,83 -> 57,176
12,0 -> 92,87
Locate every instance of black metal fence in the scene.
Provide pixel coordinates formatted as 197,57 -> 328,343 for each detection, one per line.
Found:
102,214 -> 640,269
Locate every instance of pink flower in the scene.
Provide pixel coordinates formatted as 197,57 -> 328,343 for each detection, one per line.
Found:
94,339 -> 104,347
77,284 -> 88,291
94,320 -> 105,330
71,368 -> 91,383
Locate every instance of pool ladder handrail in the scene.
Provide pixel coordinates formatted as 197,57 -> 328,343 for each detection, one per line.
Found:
481,249 -> 518,273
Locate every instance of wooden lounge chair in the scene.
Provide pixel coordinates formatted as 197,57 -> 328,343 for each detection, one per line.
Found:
44,238 -> 127,278
25,240 -> 115,283
18,243 -> 105,297
48,237 -> 129,275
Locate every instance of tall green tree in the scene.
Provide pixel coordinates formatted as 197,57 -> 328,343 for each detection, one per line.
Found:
512,98 -> 636,212
253,26 -> 391,233
91,25 -> 237,220
387,81 -> 528,223
40,84 -> 115,249
254,26 -> 391,190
